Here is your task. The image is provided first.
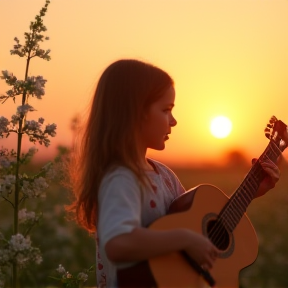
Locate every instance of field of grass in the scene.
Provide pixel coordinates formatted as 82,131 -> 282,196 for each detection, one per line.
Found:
1,160 -> 288,287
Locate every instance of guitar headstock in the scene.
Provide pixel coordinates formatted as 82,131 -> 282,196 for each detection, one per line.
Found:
265,115 -> 288,152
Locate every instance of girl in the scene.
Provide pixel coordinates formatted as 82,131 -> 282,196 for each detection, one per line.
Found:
68,59 -> 280,288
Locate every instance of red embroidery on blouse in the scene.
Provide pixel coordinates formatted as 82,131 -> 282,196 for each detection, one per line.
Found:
150,200 -> 156,208
98,263 -> 103,270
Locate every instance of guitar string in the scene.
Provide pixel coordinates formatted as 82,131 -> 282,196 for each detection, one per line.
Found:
211,142 -> 281,249
213,142 -> 281,248
207,140 -> 281,249
209,159 -> 264,248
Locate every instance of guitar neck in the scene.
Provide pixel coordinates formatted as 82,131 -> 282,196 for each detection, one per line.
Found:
219,140 -> 282,233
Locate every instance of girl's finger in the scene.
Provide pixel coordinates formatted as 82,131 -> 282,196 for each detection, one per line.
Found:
251,158 -> 257,164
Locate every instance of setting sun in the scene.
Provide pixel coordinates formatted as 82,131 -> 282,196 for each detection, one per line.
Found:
210,116 -> 232,139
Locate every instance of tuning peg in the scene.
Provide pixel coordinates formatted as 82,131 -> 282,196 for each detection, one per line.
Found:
266,124 -> 273,128
265,133 -> 271,139
264,127 -> 270,133
269,116 -> 278,124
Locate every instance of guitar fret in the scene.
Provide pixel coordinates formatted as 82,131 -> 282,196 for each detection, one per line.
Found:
220,180 -> 255,231
240,186 -> 253,204
219,207 -> 234,231
269,141 -> 281,161
236,196 -> 247,215
267,147 -> 276,160
262,141 -> 281,164
229,204 -> 243,230
248,164 -> 263,191
235,194 -> 247,214
232,198 -> 244,218
229,201 -> 243,224
226,191 -> 252,230
245,178 -> 257,196
222,199 -> 246,232
236,190 -> 250,207
248,177 -> 259,193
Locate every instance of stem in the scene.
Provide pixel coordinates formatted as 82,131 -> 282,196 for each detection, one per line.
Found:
12,54 -> 31,288
24,219 -> 39,237
0,196 -> 14,207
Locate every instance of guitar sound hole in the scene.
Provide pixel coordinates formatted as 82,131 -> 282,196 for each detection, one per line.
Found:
207,220 -> 230,251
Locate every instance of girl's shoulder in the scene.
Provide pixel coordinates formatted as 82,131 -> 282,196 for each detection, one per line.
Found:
147,158 -> 185,195
102,165 -> 137,183
99,165 -> 141,198
147,158 -> 177,178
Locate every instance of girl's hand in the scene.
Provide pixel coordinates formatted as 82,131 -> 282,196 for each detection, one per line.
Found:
184,231 -> 220,270
253,158 -> 281,198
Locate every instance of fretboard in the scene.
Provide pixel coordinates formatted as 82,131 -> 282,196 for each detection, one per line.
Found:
218,140 -> 282,232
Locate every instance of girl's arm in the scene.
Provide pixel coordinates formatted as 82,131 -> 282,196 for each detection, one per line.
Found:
106,227 -> 219,270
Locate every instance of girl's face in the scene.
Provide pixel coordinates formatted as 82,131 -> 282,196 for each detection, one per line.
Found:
140,85 -> 177,151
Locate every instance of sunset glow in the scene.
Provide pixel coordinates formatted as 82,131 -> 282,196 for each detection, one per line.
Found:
1,0 -> 288,166
210,116 -> 232,139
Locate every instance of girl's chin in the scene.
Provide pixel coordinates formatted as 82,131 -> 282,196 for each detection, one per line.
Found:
151,144 -> 166,151
148,140 -> 167,151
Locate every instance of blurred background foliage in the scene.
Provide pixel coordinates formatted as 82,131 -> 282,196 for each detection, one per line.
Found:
1,148 -> 287,287
0,147 -> 97,288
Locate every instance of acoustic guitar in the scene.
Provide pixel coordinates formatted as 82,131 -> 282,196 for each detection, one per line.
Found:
117,116 -> 288,288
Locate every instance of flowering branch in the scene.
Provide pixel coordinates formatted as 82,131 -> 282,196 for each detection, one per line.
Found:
0,1 -> 57,287
50,264 -> 95,288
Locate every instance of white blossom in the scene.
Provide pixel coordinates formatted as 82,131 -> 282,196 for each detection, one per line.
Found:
27,146 -> 38,157
26,76 -> 46,99
10,114 -> 20,125
33,253 -> 42,265
4,175 -> 16,185
77,272 -> 88,282
56,264 -> 66,274
9,234 -> 31,252
17,104 -> 36,116
2,234 -> 43,268
21,177 -> 49,198
38,117 -> 44,124
0,175 -> 16,196
0,117 -> 9,134
18,208 -> 36,224
0,70 -> 13,79
41,162 -> 57,181
25,120 -> 41,131
0,158 -> 11,169
45,123 -> 57,137
0,249 -> 11,264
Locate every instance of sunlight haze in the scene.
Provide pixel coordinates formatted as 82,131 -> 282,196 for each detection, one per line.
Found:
1,0 -> 288,166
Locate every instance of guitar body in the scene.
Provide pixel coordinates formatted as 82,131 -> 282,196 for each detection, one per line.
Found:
148,184 -> 258,288
117,116 -> 288,288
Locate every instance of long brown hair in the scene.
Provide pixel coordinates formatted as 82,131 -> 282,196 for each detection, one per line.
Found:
67,59 -> 174,232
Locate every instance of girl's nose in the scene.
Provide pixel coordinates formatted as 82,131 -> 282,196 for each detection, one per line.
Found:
170,115 -> 177,127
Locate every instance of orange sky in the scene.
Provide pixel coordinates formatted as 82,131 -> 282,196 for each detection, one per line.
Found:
1,0 -> 288,166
